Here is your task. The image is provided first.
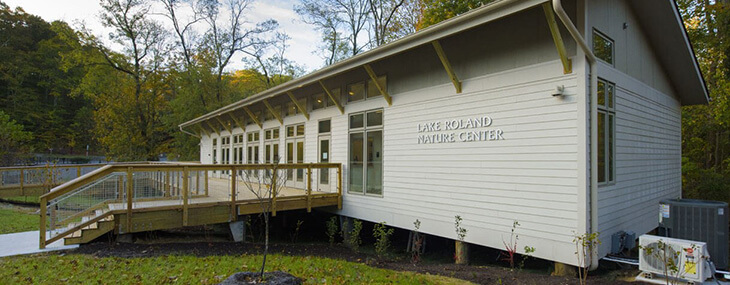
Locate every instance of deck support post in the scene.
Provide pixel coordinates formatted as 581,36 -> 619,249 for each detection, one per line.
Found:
287,91 -> 309,120
230,166 -> 237,221
39,196 -> 47,249
183,167 -> 189,226
337,165 -> 343,209
76,166 -> 82,178
431,40 -> 462,93
306,166 -> 312,212
271,166 -> 278,217
542,3 -> 572,74
126,167 -> 133,232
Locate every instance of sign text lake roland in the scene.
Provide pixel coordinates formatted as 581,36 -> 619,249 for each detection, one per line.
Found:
417,116 -> 504,144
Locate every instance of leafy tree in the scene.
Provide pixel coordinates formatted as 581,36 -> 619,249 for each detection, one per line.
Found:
0,111 -> 33,166
368,0 -> 405,46
418,0 -> 494,29
678,0 -> 730,205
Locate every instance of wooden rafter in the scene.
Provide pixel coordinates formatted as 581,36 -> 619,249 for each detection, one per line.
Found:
243,106 -> 262,128
196,124 -> 210,137
318,80 -> 344,114
229,113 -> 246,132
215,116 -> 231,133
431,40 -> 462,93
262,99 -> 284,125
287,91 -> 309,120
542,3 -> 572,74
205,120 -> 220,136
363,64 -> 392,106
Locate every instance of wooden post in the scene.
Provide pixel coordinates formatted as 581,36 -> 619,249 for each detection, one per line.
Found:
271,165 -> 278,217
183,167 -> 189,226
20,169 -> 24,196
307,166 -> 312,212
39,197 -> 47,249
117,175 -> 124,202
76,166 -> 81,178
126,167 -> 133,232
230,166 -> 237,221
205,170 -> 209,196
165,170 -> 171,197
195,171 -> 200,195
337,165 -> 343,209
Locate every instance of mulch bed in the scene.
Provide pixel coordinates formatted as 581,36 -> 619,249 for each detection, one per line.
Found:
70,241 -> 638,285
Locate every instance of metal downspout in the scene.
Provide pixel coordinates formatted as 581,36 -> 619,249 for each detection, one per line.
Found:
552,0 -> 600,270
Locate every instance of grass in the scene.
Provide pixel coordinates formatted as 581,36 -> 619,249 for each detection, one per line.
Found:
1,196 -> 40,204
0,254 -> 470,284
0,207 -> 38,234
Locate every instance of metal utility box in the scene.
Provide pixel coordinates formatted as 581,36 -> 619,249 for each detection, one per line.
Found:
658,199 -> 729,269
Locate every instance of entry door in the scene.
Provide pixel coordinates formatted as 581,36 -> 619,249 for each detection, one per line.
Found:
286,139 -> 305,188
264,142 -> 280,164
317,136 -> 332,192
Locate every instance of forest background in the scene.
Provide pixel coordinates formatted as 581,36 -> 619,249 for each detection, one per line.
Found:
0,0 -> 727,204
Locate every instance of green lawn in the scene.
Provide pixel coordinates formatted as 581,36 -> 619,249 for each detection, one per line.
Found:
0,254 -> 469,284
0,207 -> 38,234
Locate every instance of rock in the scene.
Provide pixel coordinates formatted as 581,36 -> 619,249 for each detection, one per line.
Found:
219,271 -> 302,285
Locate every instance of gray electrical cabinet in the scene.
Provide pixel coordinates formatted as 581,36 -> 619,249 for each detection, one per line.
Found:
658,199 -> 729,269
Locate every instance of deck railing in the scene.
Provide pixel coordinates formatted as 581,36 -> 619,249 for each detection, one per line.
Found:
0,163 -> 106,197
39,162 -> 342,248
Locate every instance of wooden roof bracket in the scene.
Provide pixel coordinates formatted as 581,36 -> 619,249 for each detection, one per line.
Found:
205,120 -> 221,136
243,106 -> 263,128
431,40 -> 462,94
318,80 -> 344,114
287,91 -> 309,120
196,124 -> 210,137
262,99 -> 284,125
363,64 -> 392,106
215,116 -> 232,134
229,113 -> 246,132
542,2 -> 572,74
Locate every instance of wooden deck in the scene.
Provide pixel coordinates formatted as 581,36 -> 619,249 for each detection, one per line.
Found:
38,163 -> 343,248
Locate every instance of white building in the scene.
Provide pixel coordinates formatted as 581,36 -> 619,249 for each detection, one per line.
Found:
180,0 -> 708,268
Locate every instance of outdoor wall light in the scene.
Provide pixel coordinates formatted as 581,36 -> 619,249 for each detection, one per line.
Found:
552,85 -> 565,97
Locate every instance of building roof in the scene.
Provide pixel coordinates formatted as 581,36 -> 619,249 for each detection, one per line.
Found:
180,0 -> 708,129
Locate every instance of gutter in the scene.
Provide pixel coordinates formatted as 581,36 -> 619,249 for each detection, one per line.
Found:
552,0 -> 600,270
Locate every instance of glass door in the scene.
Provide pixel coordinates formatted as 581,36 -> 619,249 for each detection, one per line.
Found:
286,124 -> 305,188
318,119 -> 331,192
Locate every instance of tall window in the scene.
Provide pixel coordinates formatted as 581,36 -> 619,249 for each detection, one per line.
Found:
593,29 -> 614,65
349,109 -> 383,195
212,138 -> 217,164
597,78 -> 615,184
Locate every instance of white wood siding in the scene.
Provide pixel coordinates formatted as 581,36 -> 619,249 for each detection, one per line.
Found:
338,60 -> 582,266
587,0 -> 682,257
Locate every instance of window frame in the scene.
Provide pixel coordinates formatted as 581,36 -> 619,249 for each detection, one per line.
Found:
597,78 -> 616,185
592,29 -> 615,66
348,109 -> 384,197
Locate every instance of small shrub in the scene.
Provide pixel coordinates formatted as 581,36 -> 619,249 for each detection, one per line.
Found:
573,231 -> 601,285
411,219 -> 424,263
346,219 -> 363,251
373,222 -> 394,257
454,215 -> 467,241
291,220 -> 304,243
326,216 -> 338,245
519,246 -> 535,270
501,220 -> 520,268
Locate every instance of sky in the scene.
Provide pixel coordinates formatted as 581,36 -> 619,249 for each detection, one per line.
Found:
4,0 -> 324,71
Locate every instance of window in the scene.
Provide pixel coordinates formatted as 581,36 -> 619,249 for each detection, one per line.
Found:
597,78 -> 615,184
212,138 -> 218,164
319,119 -> 331,184
347,76 -> 387,103
593,29 -> 614,65
349,109 -> 383,195
347,82 -> 365,102
313,89 -> 339,110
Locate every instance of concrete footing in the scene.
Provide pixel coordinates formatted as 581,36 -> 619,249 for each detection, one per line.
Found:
229,220 -> 246,242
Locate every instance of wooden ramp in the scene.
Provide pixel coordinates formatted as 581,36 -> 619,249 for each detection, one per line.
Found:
38,163 -> 342,248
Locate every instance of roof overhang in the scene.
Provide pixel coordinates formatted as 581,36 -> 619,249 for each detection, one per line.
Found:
627,0 -> 709,105
180,0 -> 546,128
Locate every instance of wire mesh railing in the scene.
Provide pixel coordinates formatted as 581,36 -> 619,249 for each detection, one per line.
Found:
39,162 -> 342,248
0,163 -> 105,196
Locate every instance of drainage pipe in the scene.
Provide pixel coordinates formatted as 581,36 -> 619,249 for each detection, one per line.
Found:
551,0 -> 600,270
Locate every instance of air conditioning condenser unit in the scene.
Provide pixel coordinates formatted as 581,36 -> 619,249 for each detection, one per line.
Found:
637,235 -> 716,284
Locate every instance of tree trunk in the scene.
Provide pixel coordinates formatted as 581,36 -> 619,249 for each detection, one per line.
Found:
260,212 -> 269,279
